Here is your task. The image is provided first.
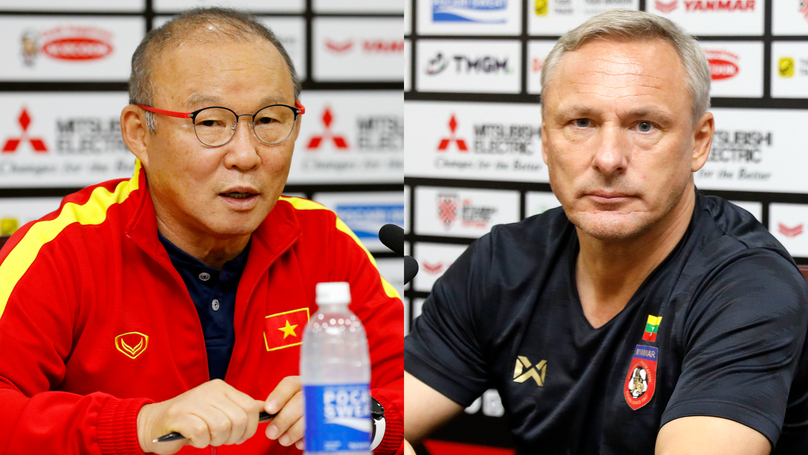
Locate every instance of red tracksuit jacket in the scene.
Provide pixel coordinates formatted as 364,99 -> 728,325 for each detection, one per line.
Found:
0,162 -> 404,455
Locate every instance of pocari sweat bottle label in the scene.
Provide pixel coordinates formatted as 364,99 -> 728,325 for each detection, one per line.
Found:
304,383 -> 371,452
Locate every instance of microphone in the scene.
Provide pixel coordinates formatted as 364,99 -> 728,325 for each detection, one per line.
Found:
378,224 -> 419,285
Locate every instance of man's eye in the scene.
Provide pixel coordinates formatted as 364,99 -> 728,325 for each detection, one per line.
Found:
574,119 -> 590,128
637,121 -> 653,132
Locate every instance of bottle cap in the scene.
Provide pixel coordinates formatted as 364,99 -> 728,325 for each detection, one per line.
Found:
316,282 -> 351,305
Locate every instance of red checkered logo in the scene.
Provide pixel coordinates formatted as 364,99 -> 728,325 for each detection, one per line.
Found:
3,108 -> 48,153
437,114 -> 468,152
437,195 -> 458,228
306,107 -> 349,150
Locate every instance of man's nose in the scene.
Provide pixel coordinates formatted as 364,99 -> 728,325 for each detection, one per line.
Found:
592,126 -> 628,174
223,115 -> 262,170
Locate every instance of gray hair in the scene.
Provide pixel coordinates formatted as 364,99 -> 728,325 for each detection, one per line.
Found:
540,9 -> 710,125
129,7 -> 302,133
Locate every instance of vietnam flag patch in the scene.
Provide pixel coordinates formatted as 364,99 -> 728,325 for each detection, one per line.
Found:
642,315 -> 662,342
264,308 -> 311,351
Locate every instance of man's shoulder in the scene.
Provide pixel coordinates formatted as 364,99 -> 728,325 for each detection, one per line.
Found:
485,206 -> 574,257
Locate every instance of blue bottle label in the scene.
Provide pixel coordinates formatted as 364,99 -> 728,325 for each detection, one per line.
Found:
303,383 -> 371,452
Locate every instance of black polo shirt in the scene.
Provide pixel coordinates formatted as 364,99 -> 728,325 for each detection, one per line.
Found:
406,192 -> 808,454
159,233 -> 250,381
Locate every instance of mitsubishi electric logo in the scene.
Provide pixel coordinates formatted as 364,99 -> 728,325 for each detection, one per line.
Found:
306,107 -> 349,150
513,356 -> 547,386
3,108 -> 48,153
437,115 -> 468,152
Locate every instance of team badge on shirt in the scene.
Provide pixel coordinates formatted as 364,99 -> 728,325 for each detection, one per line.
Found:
264,308 -> 310,352
624,345 -> 658,410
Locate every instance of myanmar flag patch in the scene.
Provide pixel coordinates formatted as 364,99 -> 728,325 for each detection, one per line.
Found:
642,315 -> 662,342
264,308 -> 310,352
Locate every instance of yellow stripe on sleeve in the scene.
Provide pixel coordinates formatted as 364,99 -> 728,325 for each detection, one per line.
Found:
0,161 -> 142,320
278,196 -> 401,300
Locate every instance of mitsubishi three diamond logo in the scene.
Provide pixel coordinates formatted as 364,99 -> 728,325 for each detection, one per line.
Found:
3,108 -> 48,153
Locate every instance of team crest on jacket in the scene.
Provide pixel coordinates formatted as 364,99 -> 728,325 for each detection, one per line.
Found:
624,345 -> 658,410
114,332 -> 149,359
264,308 -> 310,352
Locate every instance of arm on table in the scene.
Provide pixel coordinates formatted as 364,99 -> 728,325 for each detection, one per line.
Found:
404,371 -> 463,445
656,416 -> 770,455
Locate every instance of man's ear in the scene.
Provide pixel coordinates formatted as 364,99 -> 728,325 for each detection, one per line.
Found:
121,104 -> 150,168
691,111 -> 714,173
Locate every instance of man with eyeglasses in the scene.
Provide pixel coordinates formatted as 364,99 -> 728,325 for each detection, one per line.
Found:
0,8 -> 403,455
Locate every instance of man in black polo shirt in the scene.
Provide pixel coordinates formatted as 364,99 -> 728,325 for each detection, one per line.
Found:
404,9 -> 808,455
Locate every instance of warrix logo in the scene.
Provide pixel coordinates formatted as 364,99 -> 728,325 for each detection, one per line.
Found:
306,107 -> 349,150
3,108 -> 48,153
779,223 -> 804,238
437,115 -> 468,152
513,356 -> 547,386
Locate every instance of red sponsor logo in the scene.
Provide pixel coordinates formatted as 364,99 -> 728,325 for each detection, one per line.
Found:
705,50 -> 740,80
531,57 -> 544,74
306,107 -> 349,150
325,38 -> 353,53
2,108 -> 48,153
778,223 -> 804,238
324,38 -> 404,54
437,115 -> 468,152
422,262 -> 445,274
683,0 -> 755,12
437,195 -> 458,228
656,0 -> 678,12
40,26 -> 113,61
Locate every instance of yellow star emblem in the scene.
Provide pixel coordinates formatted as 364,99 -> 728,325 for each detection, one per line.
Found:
278,320 -> 299,339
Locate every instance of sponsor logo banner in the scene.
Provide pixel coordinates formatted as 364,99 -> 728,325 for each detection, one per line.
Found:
770,203 -> 808,257
529,0 -> 639,35
314,17 -> 403,82
526,191 -> 561,217
702,42 -> 763,98
405,101 -> 546,182
0,92 -> 135,188
527,40 -> 557,95
412,242 -> 469,292
417,0 -> 521,35
314,0 -> 403,12
771,42 -> 808,99
0,17 -> 143,81
154,0 -> 304,13
0,0 -> 142,12
417,40 -> 521,93
694,108 -> 808,193
414,187 -> 519,238
312,192 -> 404,252
772,0 -> 808,35
645,0 -> 763,36
0,197 -> 64,236
289,91 -> 403,184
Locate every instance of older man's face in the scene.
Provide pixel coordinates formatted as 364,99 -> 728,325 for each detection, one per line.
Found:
141,37 -> 299,241
542,38 -> 711,243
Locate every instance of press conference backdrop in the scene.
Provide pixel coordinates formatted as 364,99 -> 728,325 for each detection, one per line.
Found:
404,1 -> 808,453
0,0 -> 405,295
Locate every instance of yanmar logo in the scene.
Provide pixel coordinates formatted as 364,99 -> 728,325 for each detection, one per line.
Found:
22,26 -> 113,66
324,38 -> 404,55
778,223 -> 804,238
2,108 -> 48,153
656,0 -> 755,11
422,261 -> 447,274
705,50 -> 740,80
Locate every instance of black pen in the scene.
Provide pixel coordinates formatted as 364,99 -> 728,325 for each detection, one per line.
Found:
153,411 -> 276,443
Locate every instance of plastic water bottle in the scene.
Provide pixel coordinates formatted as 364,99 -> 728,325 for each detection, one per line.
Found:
301,282 -> 371,455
